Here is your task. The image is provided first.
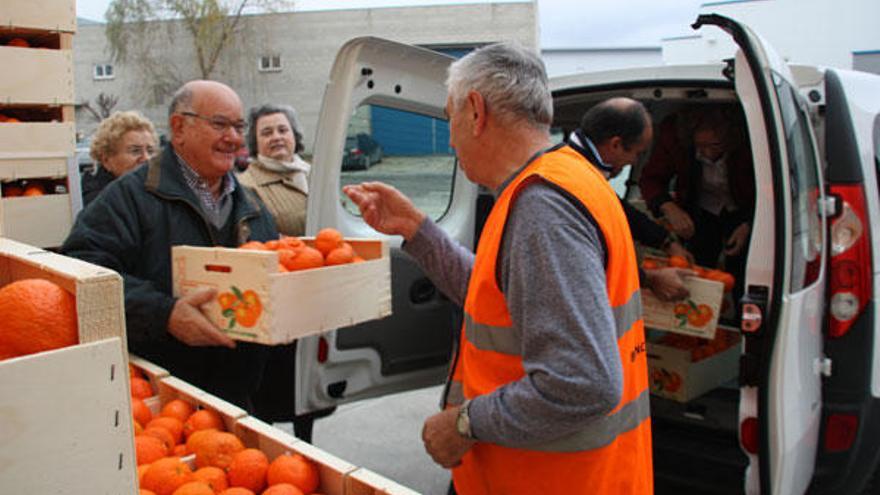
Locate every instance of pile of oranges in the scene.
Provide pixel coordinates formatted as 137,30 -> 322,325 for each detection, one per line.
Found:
657,329 -> 741,362
239,228 -> 364,273
642,255 -> 735,292
129,365 -> 322,495
0,112 -> 21,123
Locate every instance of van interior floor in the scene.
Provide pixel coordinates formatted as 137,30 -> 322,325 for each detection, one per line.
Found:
652,386 -> 748,495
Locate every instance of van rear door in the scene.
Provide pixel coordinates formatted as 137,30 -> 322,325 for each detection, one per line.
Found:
694,14 -> 828,494
295,38 -> 478,415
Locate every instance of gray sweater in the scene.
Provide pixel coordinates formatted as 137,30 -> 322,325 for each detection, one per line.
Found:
404,176 -> 623,447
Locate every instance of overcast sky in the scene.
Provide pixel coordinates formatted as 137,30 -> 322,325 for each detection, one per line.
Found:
75,0 -> 706,48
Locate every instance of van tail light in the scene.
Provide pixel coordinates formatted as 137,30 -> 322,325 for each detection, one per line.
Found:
318,336 -> 329,363
827,185 -> 872,338
823,413 -> 858,452
740,417 -> 759,454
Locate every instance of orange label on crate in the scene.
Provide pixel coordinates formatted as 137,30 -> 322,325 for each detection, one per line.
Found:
218,286 -> 263,336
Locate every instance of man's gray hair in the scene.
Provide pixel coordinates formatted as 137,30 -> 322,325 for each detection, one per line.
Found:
446,42 -> 552,130
168,86 -> 194,120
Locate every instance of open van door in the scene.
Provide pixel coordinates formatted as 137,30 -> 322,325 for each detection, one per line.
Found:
295,38 -> 479,416
694,14 -> 828,494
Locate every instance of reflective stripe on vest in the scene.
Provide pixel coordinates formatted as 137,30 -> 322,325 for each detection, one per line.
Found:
464,289 -> 643,356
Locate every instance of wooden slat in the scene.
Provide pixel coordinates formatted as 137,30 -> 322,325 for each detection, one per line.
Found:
0,121 -> 75,157
0,46 -> 74,105
346,467 -> 424,495
0,0 -> 76,33
0,194 -> 73,248
0,339 -> 137,493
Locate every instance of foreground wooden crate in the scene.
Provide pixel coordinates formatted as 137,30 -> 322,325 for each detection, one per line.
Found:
0,193 -> 74,247
0,45 -> 74,105
172,239 -> 392,344
346,468 -> 423,495
0,237 -> 134,493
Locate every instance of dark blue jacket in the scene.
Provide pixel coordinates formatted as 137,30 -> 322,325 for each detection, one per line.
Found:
62,147 -> 278,408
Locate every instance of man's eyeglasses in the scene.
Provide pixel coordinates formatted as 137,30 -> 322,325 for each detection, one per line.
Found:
179,111 -> 248,135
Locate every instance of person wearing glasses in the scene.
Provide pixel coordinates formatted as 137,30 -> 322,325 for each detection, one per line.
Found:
62,80 -> 278,411
639,106 -> 755,300
81,110 -> 158,206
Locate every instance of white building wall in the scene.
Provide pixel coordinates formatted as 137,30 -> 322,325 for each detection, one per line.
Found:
663,0 -> 880,71
542,48 -> 662,77
73,2 -> 537,151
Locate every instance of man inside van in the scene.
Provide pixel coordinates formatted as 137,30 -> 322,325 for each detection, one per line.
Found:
343,43 -> 652,494
569,97 -> 694,301
639,107 -> 755,301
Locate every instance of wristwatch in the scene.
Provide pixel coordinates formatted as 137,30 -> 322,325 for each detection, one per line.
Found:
456,399 -> 474,439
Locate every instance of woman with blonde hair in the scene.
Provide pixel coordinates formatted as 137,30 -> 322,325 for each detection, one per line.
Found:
82,110 -> 158,206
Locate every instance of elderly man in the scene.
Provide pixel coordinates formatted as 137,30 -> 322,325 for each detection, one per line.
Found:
62,80 -> 278,411
344,44 -> 652,494
570,97 -> 694,301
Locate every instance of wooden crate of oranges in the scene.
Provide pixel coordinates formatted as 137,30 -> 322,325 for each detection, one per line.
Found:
0,237 -> 137,493
172,229 -> 392,345
640,255 -> 728,339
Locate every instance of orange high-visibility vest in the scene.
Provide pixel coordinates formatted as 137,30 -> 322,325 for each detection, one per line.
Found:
446,145 -> 653,495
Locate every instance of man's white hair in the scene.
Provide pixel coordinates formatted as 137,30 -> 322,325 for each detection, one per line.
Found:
446,42 -> 553,130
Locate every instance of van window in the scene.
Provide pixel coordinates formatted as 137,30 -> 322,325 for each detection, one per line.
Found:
340,104 -> 457,221
775,74 -> 823,290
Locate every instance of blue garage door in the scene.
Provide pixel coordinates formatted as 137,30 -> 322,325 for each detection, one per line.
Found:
370,46 -> 476,156
372,107 -> 450,156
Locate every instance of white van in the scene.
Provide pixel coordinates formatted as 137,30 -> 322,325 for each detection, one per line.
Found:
296,14 -> 880,495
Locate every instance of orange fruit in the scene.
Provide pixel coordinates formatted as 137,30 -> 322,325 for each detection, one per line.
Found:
3,184 -> 23,197
138,464 -> 151,485
668,255 -> 690,268
143,426 -> 177,451
131,376 -> 154,399
218,488 -> 255,495
264,240 -> 281,251
314,228 -> 343,257
184,409 -> 225,438
0,279 -> 77,360
352,256 -> 365,263
135,435 -> 168,466
285,246 -> 324,271
142,457 -> 194,495
227,448 -> 269,493
171,481 -> 215,495
642,259 -> 659,270
7,38 -> 29,48
325,243 -> 354,266
192,431 -> 245,470
193,466 -> 229,493
141,490 -> 158,495
262,484 -> 304,495
132,397 -> 153,427
130,363 -> 145,378
233,290 -> 262,328
173,444 -> 188,456
134,420 -> 144,435
239,241 -> 267,251
266,454 -> 319,494
276,249 -> 298,271
186,428 -> 219,454
23,184 -> 44,196
161,399 -> 195,424
278,236 -> 304,251
149,416 -> 185,445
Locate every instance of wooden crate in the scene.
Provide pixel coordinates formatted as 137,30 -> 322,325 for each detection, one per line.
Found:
346,468 -> 423,495
647,328 -> 741,402
0,45 -> 74,105
235,416 -> 359,495
0,193 -> 74,247
153,376 -> 248,431
172,239 -> 392,344
642,276 -> 724,339
0,237 -> 134,493
0,0 -> 76,33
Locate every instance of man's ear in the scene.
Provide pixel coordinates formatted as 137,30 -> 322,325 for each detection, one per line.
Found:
467,90 -> 487,137
169,114 -> 184,143
608,135 -> 624,151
